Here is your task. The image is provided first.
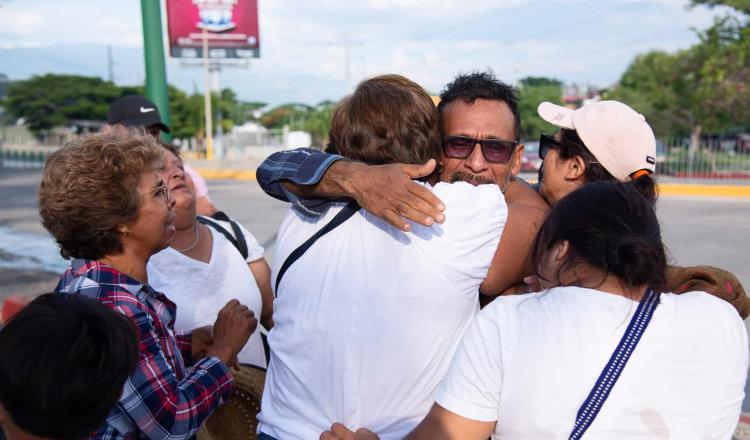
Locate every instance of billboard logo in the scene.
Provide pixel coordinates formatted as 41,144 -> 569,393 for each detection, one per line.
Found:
193,0 -> 238,32
168,0 -> 260,58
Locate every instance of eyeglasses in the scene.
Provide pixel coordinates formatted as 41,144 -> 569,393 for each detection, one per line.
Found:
539,134 -> 561,160
151,182 -> 170,200
443,136 -> 518,164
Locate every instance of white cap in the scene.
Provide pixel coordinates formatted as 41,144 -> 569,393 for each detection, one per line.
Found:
537,100 -> 656,181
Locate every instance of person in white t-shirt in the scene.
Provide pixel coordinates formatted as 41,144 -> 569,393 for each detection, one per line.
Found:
323,181 -> 748,440
257,75 -> 516,440
147,145 -> 273,368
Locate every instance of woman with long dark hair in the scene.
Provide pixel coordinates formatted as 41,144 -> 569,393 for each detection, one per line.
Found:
324,181 -> 748,440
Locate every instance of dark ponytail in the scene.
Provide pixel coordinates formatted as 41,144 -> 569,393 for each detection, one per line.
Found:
629,173 -> 657,204
532,181 -> 667,291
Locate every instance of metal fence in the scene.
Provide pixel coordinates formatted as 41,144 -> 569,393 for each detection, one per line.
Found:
656,136 -> 750,183
2,130 -> 750,185
0,147 -> 53,169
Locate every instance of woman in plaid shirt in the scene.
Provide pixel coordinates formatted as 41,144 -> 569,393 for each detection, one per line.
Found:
39,131 -> 257,439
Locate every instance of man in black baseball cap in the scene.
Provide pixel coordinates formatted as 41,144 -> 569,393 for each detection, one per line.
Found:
105,94 -> 217,215
106,95 -> 171,136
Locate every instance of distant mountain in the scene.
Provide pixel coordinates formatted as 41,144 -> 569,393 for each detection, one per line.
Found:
0,44 -> 346,107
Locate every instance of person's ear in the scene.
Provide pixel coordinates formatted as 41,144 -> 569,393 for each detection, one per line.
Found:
552,240 -> 571,263
565,155 -> 586,181
118,225 -> 132,239
510,144 -> 524,176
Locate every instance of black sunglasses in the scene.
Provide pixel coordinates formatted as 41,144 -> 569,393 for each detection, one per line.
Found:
443,136 -> 518,164
539,134 -> 562,160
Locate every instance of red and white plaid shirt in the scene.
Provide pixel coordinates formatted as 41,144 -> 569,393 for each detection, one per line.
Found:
56,259 -> 233,439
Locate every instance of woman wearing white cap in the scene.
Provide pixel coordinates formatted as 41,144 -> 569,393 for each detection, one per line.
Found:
534,100 -> 658,206
530,101 -> 749,317
322,181 -> 748,440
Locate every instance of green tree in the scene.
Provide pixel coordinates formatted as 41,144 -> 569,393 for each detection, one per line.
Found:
5,74 -> 122,134
517,77 -> 563,140
606,51 -> 694,137
302,101 -> 336,146
169,86 -> 204,140
260,103 -> 312,129
606,0 -> 750,157
691,0 -> 750,14
260,101 -> 336,146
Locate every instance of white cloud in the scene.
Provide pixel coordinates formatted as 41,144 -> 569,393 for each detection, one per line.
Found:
0,0 -> 727,106
0,1 -> 142,48
0,9 -> 44,48
367,0 -> 529,11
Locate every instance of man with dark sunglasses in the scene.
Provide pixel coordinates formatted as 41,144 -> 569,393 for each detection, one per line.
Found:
256,71 -> 548,296
437,72 -> 524,191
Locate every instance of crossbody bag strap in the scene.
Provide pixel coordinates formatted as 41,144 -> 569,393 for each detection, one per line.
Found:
207,211 -> 250,259
225,219 -> 249,259
569,289 -> 661,440
274,201 -> 360,295
197,215 -> 247,259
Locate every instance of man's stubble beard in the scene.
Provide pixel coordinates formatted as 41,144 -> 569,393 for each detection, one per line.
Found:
449,171 -> 497,187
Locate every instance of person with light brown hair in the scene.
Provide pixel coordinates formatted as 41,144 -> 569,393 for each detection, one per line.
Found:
39,131 -> 257,439
326,74 -> 443,167
257,74 -> 509,440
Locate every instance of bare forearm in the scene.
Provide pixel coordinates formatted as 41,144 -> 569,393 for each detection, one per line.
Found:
480,203 -> 549,295
405,405 -> 495,440
248,259 -> 275,329
283,160 -> 365,199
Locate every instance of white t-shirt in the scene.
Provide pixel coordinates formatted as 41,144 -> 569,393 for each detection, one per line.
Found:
258,181 -> 508,440
147,218 -> 267,368
436,286 -> 749,440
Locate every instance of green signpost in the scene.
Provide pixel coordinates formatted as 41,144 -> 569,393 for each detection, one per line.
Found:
140,0 -> 172,141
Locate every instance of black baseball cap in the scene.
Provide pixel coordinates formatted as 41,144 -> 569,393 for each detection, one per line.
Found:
106,95 -> 171,133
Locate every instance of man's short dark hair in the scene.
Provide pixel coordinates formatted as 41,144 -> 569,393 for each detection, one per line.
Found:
438,71 -> 521,140
0,293 -> 139,439
328,74 -> 442,165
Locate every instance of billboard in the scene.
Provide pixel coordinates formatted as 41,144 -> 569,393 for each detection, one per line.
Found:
166,0 -> 260,59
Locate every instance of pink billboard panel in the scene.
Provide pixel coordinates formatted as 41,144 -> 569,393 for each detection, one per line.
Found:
166,0 -> 260,59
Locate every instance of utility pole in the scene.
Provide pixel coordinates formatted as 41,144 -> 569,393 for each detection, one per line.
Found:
344,33 -> 351,92
211,64 -> 223,160
107,45 -> 114,83
342,34 -> 364,92
202,28 -> 214,160
140,0 -> 172,141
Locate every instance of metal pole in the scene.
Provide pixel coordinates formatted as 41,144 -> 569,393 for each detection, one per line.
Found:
140,0 -> 172,141
211,65 -> 223,159
107,45 -> 114,83
203,28 -> 214,160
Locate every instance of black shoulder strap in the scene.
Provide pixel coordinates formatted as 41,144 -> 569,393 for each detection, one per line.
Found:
197,213 -> 249,260
275,201 -> 360,295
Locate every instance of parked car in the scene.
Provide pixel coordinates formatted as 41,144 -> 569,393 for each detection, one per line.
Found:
521,140 -> 543,173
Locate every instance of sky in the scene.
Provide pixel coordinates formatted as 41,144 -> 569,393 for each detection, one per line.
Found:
0,0 -> 730,108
